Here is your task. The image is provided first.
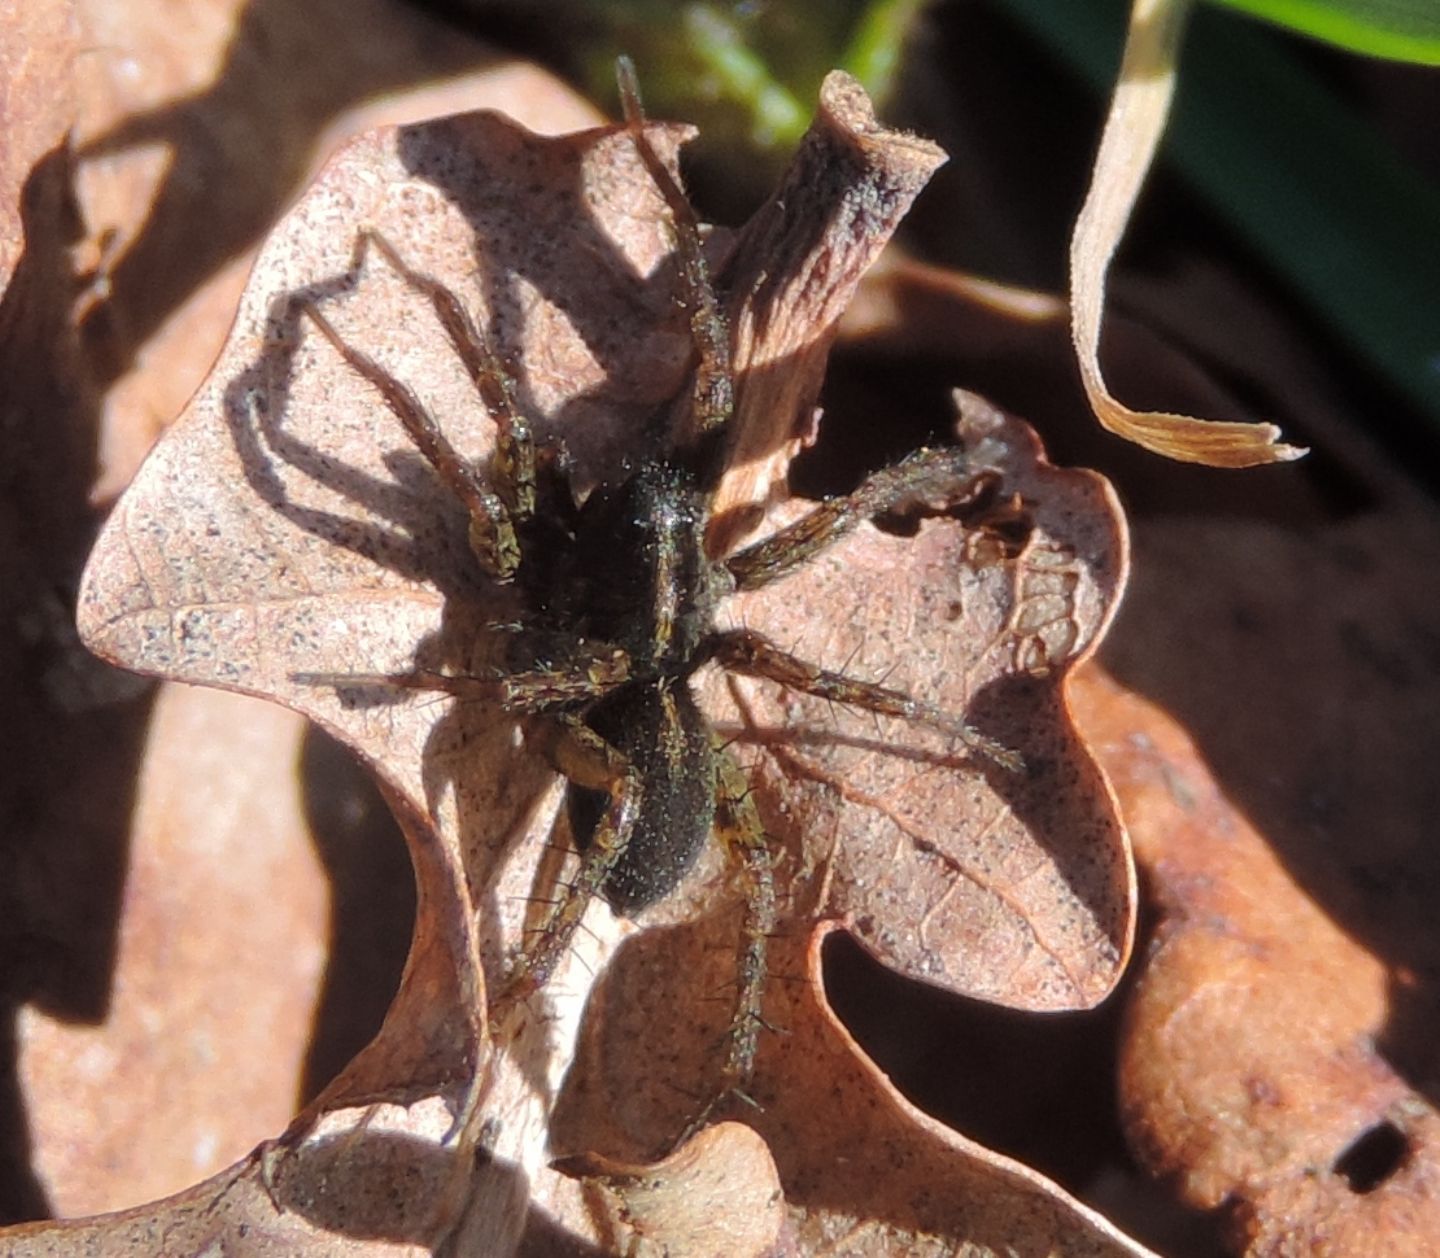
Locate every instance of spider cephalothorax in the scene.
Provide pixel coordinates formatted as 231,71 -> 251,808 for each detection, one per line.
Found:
297,62 -> 1014,1142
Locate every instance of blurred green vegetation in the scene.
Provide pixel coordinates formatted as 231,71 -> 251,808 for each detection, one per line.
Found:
1211,0 -> 1440,63
572,0 -> 926,151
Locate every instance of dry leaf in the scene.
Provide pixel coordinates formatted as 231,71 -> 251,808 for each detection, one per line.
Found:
0,0 -> 149,1225
18,685 -> 327,1216
1068,0 -> 1303,466
558,923 -> 1150,1256
711,71 -> 950,540
43,75 -> 1136,1252
562,1124 -> 788,1258
66,0 -> 603,500
1081,499 -> 1440,1254
837,230 -> 1440,1251
1,0 -> 610,1224
539,390 -> 1133,1153
722,393 -> 1132,1011
1073,664 -> 1440,1254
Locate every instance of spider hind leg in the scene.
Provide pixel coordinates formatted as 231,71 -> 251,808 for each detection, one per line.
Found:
540,680 -> 781,1147
709,627 -> 1022,772
675,749 -> 779,1144
505,713 -> 645,998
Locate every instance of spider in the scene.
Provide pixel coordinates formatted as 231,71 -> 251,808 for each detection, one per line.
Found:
295,61 -> 1017,1143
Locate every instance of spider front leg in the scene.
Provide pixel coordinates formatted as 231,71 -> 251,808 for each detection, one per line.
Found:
616,57 -> 734,455
296,296 -> 523,580
725,446 -> 993,592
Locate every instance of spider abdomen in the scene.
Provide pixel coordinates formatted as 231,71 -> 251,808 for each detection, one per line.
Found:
568,681 -> 717,912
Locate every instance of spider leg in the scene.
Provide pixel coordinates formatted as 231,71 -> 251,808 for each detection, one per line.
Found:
616,58 -> 734,456
726,447 -> 993,593
505,714 -> 643,996
296,296 -> 522,580
354,229 -> 540,524
706,627 -> 1023,772
294,643 -> 633,715
678,749 -> 778,1144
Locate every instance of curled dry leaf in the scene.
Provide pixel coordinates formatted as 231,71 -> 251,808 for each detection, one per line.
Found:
556,923 -> 1151,1256
1069,0 -> 1304,467
710,70 -> 953,541
560,1123 -> 787,1258
1075,663 -> 1440,1253
1081,506 -> 1440,1254
61,77 -> 1134,1251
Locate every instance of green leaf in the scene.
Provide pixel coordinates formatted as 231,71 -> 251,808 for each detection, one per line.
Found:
1208,0 -> 1440,63
840,0 -> 929,103
681,4 -> 809,147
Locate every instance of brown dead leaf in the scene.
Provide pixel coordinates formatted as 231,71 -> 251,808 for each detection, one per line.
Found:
79,106 -> 713,1150
835,230 -> 1440,1251
1103,511 -> 1440,1020
725,392 -> 1131,1012
19,685 -> 327,1216
562,1123 -> 788,1258
1,0 -> 150,1227
540,394 -> 1134,1249
547,393 -> 1132,1161
0,2 -> 76,281
556,921 -> 1150,1255
1073,664 -> 1440,1254
711,72 -> 948,544
66,0 -> 599,498
2,1132 -> 449,1256
2,1 -> 608,1225
0,0 -> 98,560
55,76 -> 1135,1251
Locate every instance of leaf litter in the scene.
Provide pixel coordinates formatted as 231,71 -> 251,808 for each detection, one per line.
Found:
0,0 -> 594,1221
1074,663 -> 1440,1255
835,198 -> 1440,1254
1091,507 -> 1440,1255
44,73 -> 1139,1254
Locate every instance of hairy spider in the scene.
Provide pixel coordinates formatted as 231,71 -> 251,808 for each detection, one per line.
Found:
296,62 -> 1015,1141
